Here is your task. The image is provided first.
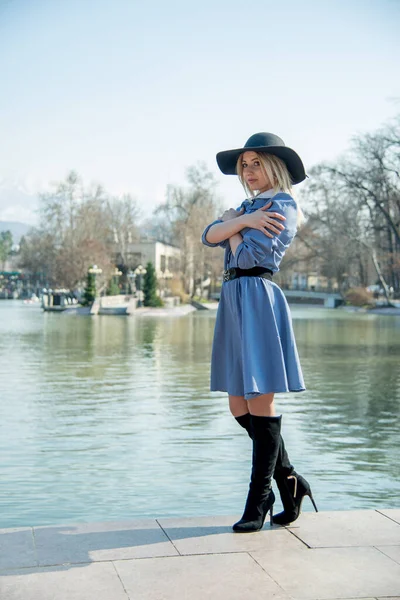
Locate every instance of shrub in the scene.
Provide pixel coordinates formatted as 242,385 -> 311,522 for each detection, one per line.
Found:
167,276 -> 190,304
345,287 -> 375,307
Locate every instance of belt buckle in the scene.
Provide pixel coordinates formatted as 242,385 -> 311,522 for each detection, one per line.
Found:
223,268 -> 237,282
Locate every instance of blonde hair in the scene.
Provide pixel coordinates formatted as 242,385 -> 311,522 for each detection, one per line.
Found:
236,151 -> 304,226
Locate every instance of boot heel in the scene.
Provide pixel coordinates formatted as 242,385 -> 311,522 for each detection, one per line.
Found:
308,493 -> 318,513
269,506 -> 274,526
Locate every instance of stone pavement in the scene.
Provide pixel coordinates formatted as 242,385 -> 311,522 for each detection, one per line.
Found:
0,509 -> 399,599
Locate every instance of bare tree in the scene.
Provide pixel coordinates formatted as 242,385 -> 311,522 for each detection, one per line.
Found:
157,163 -> 224,297
298,115 -> 400,297
18,231 -> 58,287
17,172 -> 138,290
107,194 -> 140,266
298,167 -> 369,291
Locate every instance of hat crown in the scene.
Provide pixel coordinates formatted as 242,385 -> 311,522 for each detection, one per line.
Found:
244,132 -> 285,149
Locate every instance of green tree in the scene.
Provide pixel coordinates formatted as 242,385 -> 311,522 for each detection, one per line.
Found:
106,279 -> 120,296
83,271 -> 97,305
0,231 -> 13,266
143,261 -> 162,307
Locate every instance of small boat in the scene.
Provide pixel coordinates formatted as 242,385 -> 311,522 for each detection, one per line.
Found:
42,289 -> 78,311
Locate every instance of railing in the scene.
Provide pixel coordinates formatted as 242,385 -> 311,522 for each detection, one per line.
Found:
210,288 -> 343,308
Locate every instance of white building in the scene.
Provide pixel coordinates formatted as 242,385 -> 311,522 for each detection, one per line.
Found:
120,241 -> 181,279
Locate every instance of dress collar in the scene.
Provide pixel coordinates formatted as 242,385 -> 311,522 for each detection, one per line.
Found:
249,189 -> 277,204
257,188 -> 276,199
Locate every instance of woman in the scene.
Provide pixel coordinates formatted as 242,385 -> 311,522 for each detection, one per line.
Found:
201,132 -> 318,533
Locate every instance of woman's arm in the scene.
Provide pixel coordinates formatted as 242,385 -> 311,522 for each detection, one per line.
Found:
205,210 -> 245,244
232,199 -> 298,268
228,201 -> 288,256
201,208 -> 245,248
229,233 -> 243,255
205,202 -> 286,245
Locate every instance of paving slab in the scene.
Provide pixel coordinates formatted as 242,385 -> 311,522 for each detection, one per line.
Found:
287,510 -> 400,548
1,511 -> 400,599
114,552 -> 290,600
0,527 -> 37,570
250,545 -> 400,599
377,509 -> 400,525
33,519 -> 178,566
376,545 -> 400,564
157,514 -> 305,555
0,562 -> 128,600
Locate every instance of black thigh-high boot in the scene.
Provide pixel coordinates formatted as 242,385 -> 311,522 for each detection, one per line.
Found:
233,415 -> 281,533
235,413 -> 253,439
235,414 -> 318,525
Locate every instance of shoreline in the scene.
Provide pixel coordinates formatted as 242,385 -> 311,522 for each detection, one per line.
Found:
5,297 -> 400,316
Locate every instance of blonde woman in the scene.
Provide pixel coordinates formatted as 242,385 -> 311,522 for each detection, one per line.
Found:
202,132 -> 317,533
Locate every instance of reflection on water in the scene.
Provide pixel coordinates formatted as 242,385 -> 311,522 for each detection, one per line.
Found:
0,301 -> 399,528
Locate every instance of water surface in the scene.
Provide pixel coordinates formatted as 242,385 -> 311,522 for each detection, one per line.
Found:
0,300 -> 399,528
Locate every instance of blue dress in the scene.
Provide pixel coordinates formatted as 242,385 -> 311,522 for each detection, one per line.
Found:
201,190 -> 305,399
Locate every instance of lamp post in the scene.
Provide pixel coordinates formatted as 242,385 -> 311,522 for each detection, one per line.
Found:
134,264 -> 147,307
127,270 -> 136,295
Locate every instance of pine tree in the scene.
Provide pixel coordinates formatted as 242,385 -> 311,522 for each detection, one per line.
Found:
143,262 -> 162,307
83,271 -> 97,305
0,231 -> 13,266
106,279 -> 120,296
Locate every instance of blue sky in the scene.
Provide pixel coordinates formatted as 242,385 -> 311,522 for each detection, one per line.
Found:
0,0 -> 399,224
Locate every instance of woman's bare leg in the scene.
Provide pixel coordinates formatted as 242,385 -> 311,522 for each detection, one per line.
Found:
247,393 -> 276,416
228,395 -> 248,417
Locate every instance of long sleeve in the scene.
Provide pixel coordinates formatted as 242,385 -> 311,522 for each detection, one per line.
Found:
232,197 -> 298,271
201,219 -> 229,248
201,202 -> 249,249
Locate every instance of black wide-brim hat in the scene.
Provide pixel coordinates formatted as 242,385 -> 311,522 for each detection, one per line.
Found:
216,132 -> 306,185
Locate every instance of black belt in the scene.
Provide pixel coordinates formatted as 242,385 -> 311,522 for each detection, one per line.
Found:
223,267 -> 273,282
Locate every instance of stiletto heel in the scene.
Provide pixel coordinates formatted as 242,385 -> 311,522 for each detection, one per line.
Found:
269,506 -> 274,526
308,493 -> 318,512
235,419 -> 317,527
273,474 -> 318,526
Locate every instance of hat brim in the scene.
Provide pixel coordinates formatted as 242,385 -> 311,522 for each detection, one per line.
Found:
216,145 -> 306,185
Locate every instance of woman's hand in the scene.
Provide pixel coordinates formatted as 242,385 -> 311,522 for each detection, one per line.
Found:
218,207 -> 244,222
243,201 -> 286,238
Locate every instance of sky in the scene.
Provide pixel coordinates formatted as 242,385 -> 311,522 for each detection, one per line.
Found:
0,0 -> 399,225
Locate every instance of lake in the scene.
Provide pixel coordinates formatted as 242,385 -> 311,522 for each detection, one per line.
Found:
0,300 -> 399,528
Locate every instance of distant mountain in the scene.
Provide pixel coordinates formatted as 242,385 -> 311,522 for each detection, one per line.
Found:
0,179 -> 40,232
0,221 -> 32,244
